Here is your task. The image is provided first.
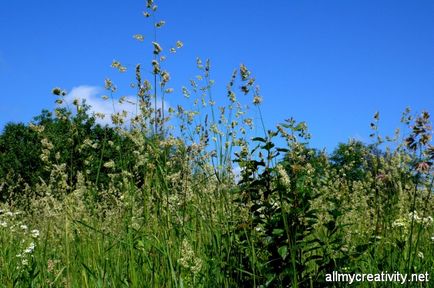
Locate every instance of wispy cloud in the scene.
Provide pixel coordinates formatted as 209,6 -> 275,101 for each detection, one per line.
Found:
232,164 -> 242,183
64,85 -> 169,126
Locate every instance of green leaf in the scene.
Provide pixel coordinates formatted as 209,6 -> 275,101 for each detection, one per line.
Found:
278,245 -> 289,260
272,228 -> 285,237
262,141 -> 275,150
252,137 -> 267,143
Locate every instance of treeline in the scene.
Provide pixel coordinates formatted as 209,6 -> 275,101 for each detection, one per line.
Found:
0,105 -> 152,203
0,104 -> 416,204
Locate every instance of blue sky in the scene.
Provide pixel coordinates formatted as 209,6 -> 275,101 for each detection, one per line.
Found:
0,0 -> 433,152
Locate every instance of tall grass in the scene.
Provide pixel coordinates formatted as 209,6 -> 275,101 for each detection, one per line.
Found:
0,1 -> 433,287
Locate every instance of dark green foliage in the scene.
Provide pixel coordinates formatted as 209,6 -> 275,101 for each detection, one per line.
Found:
0,122 -> 44,201
329,140 -> 379,182
0,106 -> 133,202
228,125 -> 352,287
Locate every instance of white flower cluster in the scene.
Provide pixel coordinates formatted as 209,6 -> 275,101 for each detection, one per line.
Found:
276,164 -> 291,188
0,207 -> 39,267
178,239 -> 203,276
408,211 -> 433,226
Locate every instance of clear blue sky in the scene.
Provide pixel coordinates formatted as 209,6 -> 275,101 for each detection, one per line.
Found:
1,0 -> 433,152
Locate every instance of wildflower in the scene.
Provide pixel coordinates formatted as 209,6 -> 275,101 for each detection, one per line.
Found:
422,216 -> 433,226
416,161 -> 430,174
0,221 -> 7,227
24,242 -> 35,254
409,211 -> 421,223
31,229 -> 40,238
392,219 -> 406,228
47,259 -> 59,273
276,164 -> 291,188
178,239 -> 203,275
29,123 -> 45,133
20,225 -> 28,231
104,160 -> 115,169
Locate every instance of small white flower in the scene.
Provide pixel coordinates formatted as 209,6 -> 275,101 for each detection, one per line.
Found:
392,220 -> 406,228
0,221 -> 7,228
31,229 -> 40,238
103,160 -> 115,169
20,225 -> 28,231
409,211 -> 421,222
422,216 -> 433,226
24,242 -> 35,254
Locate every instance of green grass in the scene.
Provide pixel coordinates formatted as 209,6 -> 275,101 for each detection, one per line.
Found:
0,1 -> 433,287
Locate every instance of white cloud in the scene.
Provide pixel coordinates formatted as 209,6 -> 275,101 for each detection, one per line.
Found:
232,164 -> 242,183
64,85 -> 169,126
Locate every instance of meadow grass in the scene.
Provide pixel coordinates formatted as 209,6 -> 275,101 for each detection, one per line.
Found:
0,1 -> 433,287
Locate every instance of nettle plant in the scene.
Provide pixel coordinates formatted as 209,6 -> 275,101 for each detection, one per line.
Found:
230,120 -> 369,287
